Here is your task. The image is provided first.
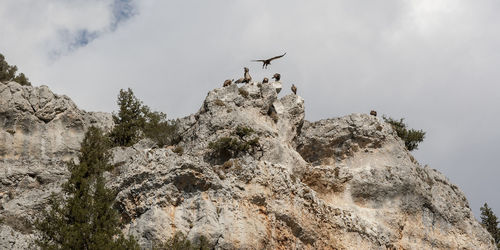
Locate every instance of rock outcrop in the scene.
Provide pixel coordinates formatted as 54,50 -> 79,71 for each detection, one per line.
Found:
0,81 -> 112,161
0,81 -> 113,249
0,80 -> 495,249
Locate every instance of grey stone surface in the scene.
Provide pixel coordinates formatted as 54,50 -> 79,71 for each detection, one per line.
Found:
0,80 -> 495,249
0,81 -> 113,249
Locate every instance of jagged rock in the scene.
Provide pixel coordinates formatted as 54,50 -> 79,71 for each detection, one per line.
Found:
0,81 -> 113,249
0,81 -> 113,161
272,81 -> 282,94
0,80 -> 495,249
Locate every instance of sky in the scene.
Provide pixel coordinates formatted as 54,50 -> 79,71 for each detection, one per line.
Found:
1,0 -> 499,218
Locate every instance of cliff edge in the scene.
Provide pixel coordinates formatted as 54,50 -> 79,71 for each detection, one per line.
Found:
0,80 -> 495,249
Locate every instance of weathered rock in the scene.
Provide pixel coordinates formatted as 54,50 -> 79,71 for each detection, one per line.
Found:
0,81 -> 113,249
0,81 -> 113,161
0,80 -> 495,249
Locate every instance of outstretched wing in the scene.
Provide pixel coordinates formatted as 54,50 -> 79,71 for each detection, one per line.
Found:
268,52 -> 286,62
252,60 -> 266,62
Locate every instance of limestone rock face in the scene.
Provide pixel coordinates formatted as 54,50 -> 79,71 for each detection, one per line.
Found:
0,81 -> 113,161
0,80 -> 495,249
0,81 -> 112,250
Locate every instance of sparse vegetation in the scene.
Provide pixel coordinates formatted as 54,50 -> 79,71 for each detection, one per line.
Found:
208,126 -> 260,161
383,116 -> 425,151
238,88 -> 249,98
173,146 -> 184,156
214,99 -> 225,106
222,160 -> 233,169
1,215 -> 33,234
0,53 -> 31,86
143,107 -> 180,147
110,88 -> 180,147
35,127 -> 139,249
153,232 -> 210,250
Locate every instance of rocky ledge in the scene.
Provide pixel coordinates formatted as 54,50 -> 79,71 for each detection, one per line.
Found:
0,80 -> 495,249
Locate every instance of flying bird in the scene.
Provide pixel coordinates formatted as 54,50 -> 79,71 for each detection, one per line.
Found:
252,52 -> 286,69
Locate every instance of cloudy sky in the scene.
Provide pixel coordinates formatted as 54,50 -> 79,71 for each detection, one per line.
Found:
1,0 -> 499,217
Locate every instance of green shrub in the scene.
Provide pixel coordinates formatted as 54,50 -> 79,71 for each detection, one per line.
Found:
173,146 -> 184,156
208,126 -> 260,161
234,126 -> 254,138
214,99 -> 225,106
153,232 -> 210,250
143,107 -> 180,147
0,53 -> 31,86
383,116 -> 425,151
238,88 -> 249,98
13,73 -> 31,86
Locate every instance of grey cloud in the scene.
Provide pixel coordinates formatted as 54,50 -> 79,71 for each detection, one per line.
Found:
1,0 -> 499,218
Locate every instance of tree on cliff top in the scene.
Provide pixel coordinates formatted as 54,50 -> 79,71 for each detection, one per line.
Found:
35,127 -> 139,250
109,88 -> 179,147
480,203 -> 500,248
0,53 -> 31,86
383,116 -> 425,151
109,88 -> 146,147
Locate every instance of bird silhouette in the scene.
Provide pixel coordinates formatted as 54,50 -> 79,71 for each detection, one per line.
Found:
235,67 -> 252,84
252,53 -> 286,69
291,84 -> 297,95
272,73 -> 281,81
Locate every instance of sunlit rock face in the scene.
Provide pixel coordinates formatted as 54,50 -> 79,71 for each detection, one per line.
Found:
0,81 -> 112,161
0,80 -> 495,249
0,81 -> 112,249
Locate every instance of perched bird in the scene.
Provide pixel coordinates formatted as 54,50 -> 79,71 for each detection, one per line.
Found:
262,77 -> 269,84
370,110 -> 377,116
235,67 -> 252,84
223,79 -> 233,87
252,53 -> 286,69
291,84 -> 297,95
272,73 -> 281,81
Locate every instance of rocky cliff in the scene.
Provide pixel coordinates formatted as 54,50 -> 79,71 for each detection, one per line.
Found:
0,80 -> 495,249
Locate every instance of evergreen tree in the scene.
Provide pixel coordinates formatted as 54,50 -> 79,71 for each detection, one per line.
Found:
480,203 -> 500,248
109,88 -> 180,147
142,106 -> 180,147
0,53 -> 18,82
0,53 -> 31,86
109,88 -> 146,146
35,127 -> 139,250
383,116 -> 425,151
13,72 -> 31,86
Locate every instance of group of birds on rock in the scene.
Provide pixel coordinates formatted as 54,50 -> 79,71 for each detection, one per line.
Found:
222,52 -> 297,95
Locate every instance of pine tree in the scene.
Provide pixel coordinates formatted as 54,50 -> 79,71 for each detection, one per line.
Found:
480,203 -> 500,248
109,88 -> 180,148
0,53 -> 18,82
35,127 -> 139,250
109,88 -> 146,146
142,106 -> 179,147
0,53 -> 31,86
13,72 -> 31,86
382,116 -> 425,151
